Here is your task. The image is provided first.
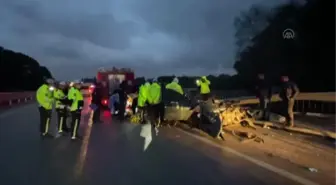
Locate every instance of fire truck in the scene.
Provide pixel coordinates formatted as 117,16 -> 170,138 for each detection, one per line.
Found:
96,67 -> 135,112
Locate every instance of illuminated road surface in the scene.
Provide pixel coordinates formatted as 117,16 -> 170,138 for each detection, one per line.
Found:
0,101 -> 311,185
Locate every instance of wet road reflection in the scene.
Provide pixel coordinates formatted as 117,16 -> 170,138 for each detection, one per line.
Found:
0,100 -> 303,185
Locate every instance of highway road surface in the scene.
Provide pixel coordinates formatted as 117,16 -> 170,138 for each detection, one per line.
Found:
0,99 -> 319,185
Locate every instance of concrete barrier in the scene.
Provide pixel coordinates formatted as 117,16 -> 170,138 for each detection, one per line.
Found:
0,92 -> 35,108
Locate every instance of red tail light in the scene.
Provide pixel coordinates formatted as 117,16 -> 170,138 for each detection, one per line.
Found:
102,99 -> 108,105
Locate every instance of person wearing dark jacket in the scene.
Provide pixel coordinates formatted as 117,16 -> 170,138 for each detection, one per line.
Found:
91,82 -> 102,123
116,83 -> 128,122
279,75 -> 299,127
255,73 -> 272,120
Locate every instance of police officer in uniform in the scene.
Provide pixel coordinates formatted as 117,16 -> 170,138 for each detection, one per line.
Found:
166,77 -> 184,95
147,78 -> 162,135
196,76 -> 211,101
68,80 -> 84,140
137,81 -> 150,123
54,81 -> 69,135
36,78 -> 55,138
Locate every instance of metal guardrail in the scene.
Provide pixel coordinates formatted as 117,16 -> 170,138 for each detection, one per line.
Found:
0,92 -> 35,107
220,92 -> 336,115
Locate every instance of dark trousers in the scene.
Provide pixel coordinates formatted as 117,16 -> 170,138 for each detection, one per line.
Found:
158,102 -> 165,124
137,106 -> 146,124
118,101 -> 126,121
56,108 -> 69,132
258,97 -> 270,120
201,93 -> 210,101
92,107 -> 100,123
147,104 -> 161,127
38,107 -> 52,135
70,100 -> 84,138
282,99 -> 295,126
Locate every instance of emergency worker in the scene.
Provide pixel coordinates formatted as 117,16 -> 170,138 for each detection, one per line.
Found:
166,77 -> 184,95
279,75 -> 299,127
36,78 -> 55,138
137,81 -> 150,123
196,76 -> 211,101
68,81 -> 75,97
255,73 -> 272,120
54,81 -> 69,135
147,78 -> 162,135
68,81 -> 84,140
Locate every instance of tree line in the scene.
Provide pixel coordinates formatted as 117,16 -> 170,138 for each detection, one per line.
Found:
0,46 -> 53,92
136,0 -> 334,92
232,0 -> 335,92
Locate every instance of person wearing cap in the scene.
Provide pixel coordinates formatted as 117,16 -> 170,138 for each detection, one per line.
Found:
147,78 -> 162,135
36,78 -> 55,138
54,81 -> 69,135
279,75 -> 300,127
166,77 -> 184,95
68,80 -> 84,140
196,76 -> 211,101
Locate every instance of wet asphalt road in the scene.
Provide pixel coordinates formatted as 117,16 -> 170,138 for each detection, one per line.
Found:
0,101 -> 302,185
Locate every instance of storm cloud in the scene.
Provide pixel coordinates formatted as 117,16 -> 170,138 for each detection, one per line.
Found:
0,0 -> 285,79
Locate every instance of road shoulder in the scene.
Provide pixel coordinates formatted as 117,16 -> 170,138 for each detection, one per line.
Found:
176,123 -> 335,185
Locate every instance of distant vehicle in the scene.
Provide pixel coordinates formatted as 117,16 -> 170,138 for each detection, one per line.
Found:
96,67 -> 135,109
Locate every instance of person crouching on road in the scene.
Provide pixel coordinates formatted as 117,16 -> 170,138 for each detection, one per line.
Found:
196,76 -> 211,101
137,81 -> 150,123
36,78 -> 55,138
147,78 -> 162,135
68,81 -> 84,140
255,73 -> 272,121
54,81 -> 70,135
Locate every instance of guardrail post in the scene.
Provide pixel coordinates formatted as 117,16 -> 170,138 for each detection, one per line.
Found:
9,100 -> 12,106
17,99 -> 20,103
308,100 -> 311,112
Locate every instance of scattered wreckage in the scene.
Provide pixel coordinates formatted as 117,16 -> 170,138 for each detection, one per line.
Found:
129,89 -> 263,142
128,90 -> 336,141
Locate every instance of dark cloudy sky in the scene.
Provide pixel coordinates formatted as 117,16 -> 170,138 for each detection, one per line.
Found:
0,0 -> 286,80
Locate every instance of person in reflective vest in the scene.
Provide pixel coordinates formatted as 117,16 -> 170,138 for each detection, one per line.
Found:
68,81 -> 84,140
36,78 -> 55,138
137,81 -> 150,123
166,77 -> 184,95
147,78 -> 162,135
54,81 -> 69,135
196,76 -> 211,101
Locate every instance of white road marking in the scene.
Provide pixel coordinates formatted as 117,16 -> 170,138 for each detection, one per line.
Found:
140,123 -> 153,151
177,128 -> 319,185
